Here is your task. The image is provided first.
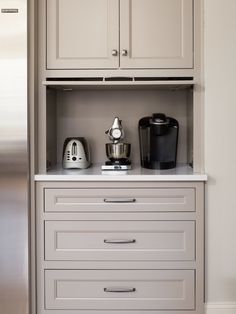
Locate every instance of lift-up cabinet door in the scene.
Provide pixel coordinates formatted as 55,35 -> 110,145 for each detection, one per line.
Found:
46,0 -> 119,69
120,0 -> 193,69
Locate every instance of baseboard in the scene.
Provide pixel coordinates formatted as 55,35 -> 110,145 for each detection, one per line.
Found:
205,303 -> 236,314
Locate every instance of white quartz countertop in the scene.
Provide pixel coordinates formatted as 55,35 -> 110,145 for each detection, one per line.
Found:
34,164 -> 207,181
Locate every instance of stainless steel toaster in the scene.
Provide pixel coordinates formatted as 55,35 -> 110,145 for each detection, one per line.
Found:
62,137 -> 91,169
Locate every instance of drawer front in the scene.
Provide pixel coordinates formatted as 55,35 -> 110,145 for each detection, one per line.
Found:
45,269 -> 195,310
44,188 -> 195,212
45,220 -> 195,261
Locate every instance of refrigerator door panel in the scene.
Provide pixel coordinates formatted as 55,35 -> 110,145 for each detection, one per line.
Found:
0,1 -> 28,314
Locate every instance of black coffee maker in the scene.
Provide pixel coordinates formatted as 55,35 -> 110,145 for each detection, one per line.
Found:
139,113 -> 179,169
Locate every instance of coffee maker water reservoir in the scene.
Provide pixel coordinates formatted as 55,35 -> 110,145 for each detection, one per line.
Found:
138,113 -> 179,169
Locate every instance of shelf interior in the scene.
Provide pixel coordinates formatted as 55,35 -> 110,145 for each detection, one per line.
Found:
43,86 -> 194,174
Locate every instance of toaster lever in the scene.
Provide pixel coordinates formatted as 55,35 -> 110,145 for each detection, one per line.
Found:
72,142 -> 77,155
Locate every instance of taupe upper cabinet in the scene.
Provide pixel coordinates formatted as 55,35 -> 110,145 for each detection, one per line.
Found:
120,0 -> 193,69
47,0 -> 120,69
47,0 -> 193,70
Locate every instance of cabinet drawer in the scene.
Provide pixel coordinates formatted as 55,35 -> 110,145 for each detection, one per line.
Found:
44,188 -> 195,212
45,220 -> 195,261
45,269 -> 195,310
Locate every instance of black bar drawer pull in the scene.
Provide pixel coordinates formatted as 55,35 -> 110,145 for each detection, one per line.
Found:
104,287 -> 136,293
104,239 -> 136,244
103,198 -> 136,203
1,9 -> 19,13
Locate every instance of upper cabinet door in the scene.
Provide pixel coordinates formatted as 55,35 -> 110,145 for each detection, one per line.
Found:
47,0 -> 119,69
120,0 -> 193,69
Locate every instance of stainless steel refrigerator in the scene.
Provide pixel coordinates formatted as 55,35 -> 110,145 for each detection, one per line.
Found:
0,0 -> 29,313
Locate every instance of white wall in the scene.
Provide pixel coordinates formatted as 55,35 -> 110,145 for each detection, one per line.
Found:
205,0 -> 236,308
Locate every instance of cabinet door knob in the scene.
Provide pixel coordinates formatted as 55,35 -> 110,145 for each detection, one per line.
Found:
121,49 -> 128,56
111,49 -> 118,56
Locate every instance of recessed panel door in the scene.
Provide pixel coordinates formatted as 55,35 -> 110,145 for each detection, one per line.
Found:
45,269 -> 195,310
120,0 -> 193,69
45,220 -> 195,261
47,0 -> 119,69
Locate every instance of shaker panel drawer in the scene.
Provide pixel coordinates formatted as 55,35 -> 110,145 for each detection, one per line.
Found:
45,269 -> 195,310
45,220 -> 195,261
44,188 -> 195,212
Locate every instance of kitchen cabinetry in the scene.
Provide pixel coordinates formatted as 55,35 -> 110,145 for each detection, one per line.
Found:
36,181 -> 204,314
32,0 -> 205,314
46,0 -> 193,70
45,270 -> 195,310
40,85 -> 197,173
45,220 -> 195,261
47,0 -> 119,69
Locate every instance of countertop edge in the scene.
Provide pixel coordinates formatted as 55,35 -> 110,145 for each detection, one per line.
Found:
34,174 -> 208,182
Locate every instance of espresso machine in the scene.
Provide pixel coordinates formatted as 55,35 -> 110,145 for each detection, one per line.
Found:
102,117 -> 131,170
